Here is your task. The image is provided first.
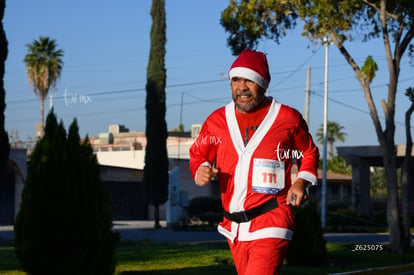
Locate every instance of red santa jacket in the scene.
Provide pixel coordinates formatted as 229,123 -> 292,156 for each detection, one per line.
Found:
189,98 -> 319,242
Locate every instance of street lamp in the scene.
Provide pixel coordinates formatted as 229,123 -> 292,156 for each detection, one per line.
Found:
177,91 -> 184,161
321,37 -> 329,228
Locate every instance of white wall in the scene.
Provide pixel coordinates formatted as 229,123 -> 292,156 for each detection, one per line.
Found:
96,150 -> 145,169
10,148 -> 27,221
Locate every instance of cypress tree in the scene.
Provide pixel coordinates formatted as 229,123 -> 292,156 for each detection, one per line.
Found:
0,0 -> 9,180
143,0 -> 169,228
14,111 -> 119,275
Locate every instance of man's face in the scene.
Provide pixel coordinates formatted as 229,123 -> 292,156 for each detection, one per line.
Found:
231,77 -> 266,113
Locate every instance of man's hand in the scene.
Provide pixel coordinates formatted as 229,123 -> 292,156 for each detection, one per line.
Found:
195,166 -> 219,186
286,178 -> 309,207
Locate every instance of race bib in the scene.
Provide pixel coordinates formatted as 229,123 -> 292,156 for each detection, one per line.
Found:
252,158 -> 285,194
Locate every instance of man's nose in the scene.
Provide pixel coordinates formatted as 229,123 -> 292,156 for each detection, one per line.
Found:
237,79 -> 250,89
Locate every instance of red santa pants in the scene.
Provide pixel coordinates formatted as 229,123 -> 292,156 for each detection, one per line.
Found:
227,237 -> 289,275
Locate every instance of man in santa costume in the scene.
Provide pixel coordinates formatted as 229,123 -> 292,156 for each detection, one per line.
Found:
189,49 -> 319,275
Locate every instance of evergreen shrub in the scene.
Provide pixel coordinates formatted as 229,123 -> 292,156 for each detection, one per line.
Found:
286,202 -> 327,267
14,111 -> 119,275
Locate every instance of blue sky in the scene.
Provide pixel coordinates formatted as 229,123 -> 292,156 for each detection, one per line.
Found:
4,0 -> 414,149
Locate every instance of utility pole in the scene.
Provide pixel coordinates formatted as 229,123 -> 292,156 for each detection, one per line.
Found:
177,91 -> 184,161
304,66 -> 311,124
321,38 -> 329,228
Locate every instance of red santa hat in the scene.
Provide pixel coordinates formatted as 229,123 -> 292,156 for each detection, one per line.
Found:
228,49 -> 271,89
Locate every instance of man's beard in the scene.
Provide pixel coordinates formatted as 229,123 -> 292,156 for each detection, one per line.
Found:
233,90 -> 265,113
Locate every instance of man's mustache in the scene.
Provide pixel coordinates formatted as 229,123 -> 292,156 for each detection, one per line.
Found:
236,91 -> 253,97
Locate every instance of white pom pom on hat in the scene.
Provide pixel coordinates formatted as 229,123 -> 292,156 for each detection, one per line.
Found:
228,49 -> 271,89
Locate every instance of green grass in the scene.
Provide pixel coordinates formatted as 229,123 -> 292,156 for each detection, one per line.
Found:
0,241 -> 413,275
115,241 -> 236,275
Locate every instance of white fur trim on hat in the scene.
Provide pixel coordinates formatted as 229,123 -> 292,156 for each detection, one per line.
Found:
229,67 -> 269,89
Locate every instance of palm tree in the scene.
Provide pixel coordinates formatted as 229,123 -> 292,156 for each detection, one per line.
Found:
24,36 -> 63,132
316,120 -> 346,156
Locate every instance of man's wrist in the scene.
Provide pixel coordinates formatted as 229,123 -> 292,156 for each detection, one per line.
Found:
293,178 -> 311,188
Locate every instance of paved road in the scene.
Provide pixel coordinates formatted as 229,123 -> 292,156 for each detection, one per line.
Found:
1,220 -> 411,244
324,232 -> 392,244
113,220 -> 226,243
114,221 -> 397,244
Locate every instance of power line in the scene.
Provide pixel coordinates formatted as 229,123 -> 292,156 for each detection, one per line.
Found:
270,45 -> 322,89
311,91 -> 410,128
7,79 -> 228,105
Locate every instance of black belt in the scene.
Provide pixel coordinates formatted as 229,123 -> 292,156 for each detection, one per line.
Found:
223,199 -> 278,223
